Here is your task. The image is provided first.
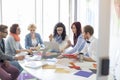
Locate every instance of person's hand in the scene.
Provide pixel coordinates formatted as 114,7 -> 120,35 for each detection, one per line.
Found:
3,60 -> 10,67
60,49 -> 65,53
57,54 -> 64,59
16,50 -> 21,54
15,55 -> 25,60
67,40 -> 72,46
45,52 -> 52,56
49,34 -> 53,41
27,49 -> 33,54
35,46 -> 40,51
30,47 -> 36,50
72,52 -> 78,55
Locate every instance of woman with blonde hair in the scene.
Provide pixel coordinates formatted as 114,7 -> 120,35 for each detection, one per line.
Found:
25,24 -> 44,50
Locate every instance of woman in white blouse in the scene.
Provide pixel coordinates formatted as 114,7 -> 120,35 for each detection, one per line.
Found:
49,22 -> 69,52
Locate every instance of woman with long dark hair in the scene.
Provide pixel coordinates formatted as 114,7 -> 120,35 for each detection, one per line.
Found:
59,21 -> 86,55
71,21 -> 82,46
49,22 -> 69,52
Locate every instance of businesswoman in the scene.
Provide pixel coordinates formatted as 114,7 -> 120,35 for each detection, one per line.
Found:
5,24 -> 32,56
5,24 -> 32,72
49,22 -> 69,52
25,24 -> 44,50
0,24 -> 19,80
59,21 -> 86,57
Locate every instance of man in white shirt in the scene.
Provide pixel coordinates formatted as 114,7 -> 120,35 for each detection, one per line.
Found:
82,25 -> 98,62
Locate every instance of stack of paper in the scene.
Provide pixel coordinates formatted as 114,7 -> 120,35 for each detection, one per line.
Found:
25,61 -> 47,69
25,55 -> 42,61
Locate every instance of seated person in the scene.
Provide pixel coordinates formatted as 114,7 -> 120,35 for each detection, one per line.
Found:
0,24 -> 20,80
62,22 -> 83,53
82,25 -> 98,62
0,60 -> 20,80
5,24 -> 32,72
57,22 -> 86,58
25,24 -> 45,51
49,22 -> 69,52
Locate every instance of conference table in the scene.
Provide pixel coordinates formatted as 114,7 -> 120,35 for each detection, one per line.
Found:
19,54 -> 97,80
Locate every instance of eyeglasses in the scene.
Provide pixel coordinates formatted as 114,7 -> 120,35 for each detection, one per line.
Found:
57,29 -> 63,31
1,31 -> 8,34
30,30 -> 35,31
17,28 -> 20,31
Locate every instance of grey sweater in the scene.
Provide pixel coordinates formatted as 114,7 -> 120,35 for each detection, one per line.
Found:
5,35 -> 22,56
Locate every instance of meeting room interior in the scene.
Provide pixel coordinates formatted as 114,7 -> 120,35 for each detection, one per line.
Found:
0,0 -> 120,80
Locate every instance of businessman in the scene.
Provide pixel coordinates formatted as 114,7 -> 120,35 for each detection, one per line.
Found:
0,24 -> 23,80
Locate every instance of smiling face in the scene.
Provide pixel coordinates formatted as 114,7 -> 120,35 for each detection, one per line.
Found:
28,24 -> 36,34
30,28 -> 36,34
16,27 -> 21,35
0,28 -> 8,38
56,27 -> 63,35
82,30 -> 89,40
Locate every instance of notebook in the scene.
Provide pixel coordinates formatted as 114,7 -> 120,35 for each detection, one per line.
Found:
74,70 -> 93,78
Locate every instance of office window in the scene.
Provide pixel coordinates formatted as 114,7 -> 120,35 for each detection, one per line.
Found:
42,0 -> 59,41
109,0 -> 120,67
1,0 -> 99,47
1,0 -> 70,46
60,0 -> 69,35
42,0 -> 70,41
77,0 -> 98,38
2,0 -> 35,47
110,0 -> 120,54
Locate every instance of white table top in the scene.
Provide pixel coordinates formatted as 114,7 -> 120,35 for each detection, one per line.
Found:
19,58 -> 96,80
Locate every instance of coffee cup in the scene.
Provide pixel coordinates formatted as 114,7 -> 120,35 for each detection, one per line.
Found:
78,53 -> 84,62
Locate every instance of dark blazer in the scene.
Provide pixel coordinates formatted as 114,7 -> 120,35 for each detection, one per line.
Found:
0,39 -> 5,53
0,39 -> 13,62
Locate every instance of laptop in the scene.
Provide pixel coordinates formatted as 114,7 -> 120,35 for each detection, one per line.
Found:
42,41 -> 60,53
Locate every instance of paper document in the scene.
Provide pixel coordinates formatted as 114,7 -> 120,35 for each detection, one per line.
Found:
42,64 -> 56,69
25,55 -> 42,61
25,61 -> 47,69
55,68 -> 70,73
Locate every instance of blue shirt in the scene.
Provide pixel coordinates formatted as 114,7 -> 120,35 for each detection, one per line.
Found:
66,34 -> 86,54
25,33 -> 44,49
